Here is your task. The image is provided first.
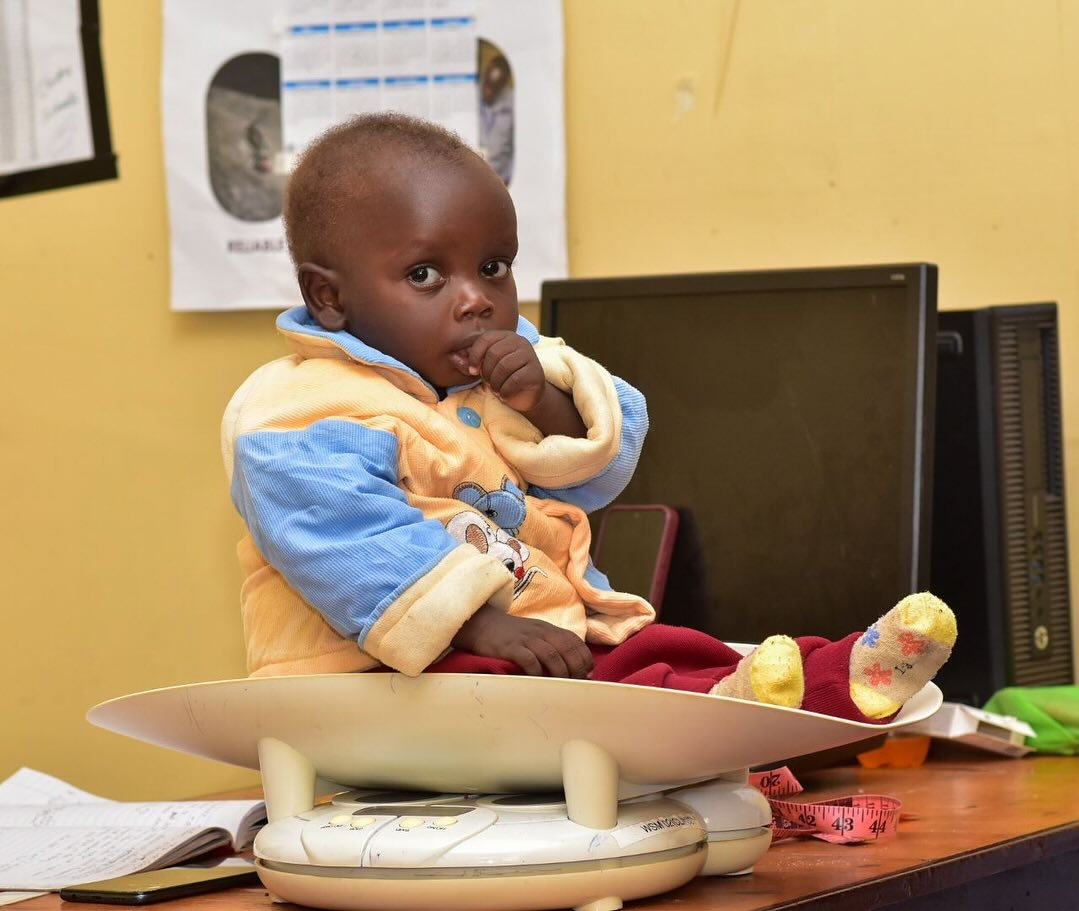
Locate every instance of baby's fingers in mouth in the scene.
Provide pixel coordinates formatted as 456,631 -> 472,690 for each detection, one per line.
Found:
450,348 -> 478,375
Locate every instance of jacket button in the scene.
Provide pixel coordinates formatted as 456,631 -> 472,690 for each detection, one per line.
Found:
457,406 -> 482,428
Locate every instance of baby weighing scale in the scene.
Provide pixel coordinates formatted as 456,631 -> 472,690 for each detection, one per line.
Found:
89,672 -> 942,911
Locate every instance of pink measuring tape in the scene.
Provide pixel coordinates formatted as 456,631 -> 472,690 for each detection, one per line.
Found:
749,767 -> 906,844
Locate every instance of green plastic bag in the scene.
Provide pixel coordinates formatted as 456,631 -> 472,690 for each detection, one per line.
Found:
982,686 -> 1079,755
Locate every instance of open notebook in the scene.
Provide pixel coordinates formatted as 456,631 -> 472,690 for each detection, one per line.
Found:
0,768 -> 265,891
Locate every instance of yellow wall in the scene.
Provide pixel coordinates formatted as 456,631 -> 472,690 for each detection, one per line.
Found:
3,0 -> 1078,799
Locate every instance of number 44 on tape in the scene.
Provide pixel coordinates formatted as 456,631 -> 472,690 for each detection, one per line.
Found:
749,767 -> 906,844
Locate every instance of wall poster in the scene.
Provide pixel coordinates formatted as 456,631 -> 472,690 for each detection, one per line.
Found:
161,0 -> 566,312
0,0 -> 117,198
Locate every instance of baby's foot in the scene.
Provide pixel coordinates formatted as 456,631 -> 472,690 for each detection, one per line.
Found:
849,592 -> 957,719
711,635 -> 805,708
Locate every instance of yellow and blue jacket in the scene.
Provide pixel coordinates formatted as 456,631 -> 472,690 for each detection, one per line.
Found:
222,307 -> 655,677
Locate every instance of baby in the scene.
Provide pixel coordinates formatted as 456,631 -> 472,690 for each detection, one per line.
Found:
222,111 -> 955,722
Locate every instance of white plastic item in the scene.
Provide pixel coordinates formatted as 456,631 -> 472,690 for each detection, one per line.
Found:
666,776 -> 774,875
87,673 -> 942,797
902,701 -> 1035,757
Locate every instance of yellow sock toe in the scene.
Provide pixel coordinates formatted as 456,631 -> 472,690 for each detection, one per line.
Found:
897,592 -> 958,645
850,682 -> 902,720
712,635 -> 805,708
749,635 -> 805,707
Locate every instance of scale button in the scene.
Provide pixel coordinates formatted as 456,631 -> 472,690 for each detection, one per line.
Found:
431,817 -> 459,829
398,816 -> 426,829
350,816 -> 376,829
329,814 -> 352,826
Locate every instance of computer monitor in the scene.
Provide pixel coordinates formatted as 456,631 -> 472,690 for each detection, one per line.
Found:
541,263 -> 938,642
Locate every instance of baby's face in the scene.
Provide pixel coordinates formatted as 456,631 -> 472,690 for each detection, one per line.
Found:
323,151 -> 519,391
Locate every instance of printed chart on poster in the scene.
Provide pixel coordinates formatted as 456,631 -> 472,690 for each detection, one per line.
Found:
162,0 -> 566,312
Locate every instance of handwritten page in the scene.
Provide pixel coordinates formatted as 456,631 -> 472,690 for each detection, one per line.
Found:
0,0 -> 95,176
0,769 -> 265,891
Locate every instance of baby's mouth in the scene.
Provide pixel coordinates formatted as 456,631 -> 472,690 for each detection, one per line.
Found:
449,336 -> 483,375
449,349 -> 471,374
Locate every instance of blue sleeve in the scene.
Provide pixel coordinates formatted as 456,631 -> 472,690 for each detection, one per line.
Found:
229,418 -> 458,642
528,376 -> 649,513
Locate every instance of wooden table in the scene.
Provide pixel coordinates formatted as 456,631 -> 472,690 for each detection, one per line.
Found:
645,752 -> 1079,910
28,753 -> 1079,910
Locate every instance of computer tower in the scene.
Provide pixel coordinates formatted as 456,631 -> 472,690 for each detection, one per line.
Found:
931,304 -> 1075,705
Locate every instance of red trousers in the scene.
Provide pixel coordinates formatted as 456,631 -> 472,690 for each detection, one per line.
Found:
427,622 -> 879,723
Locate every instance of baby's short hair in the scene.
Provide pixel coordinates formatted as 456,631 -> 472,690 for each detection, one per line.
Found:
284,112 -> 477,266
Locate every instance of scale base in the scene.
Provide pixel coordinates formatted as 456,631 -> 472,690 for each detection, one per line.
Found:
252,780 -> 774,911
257,844 -> 707,911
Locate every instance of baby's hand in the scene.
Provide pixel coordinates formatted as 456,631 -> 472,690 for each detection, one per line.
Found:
451,603 -> 594,678
459,330 -> 547,413
456,331 -> 587,438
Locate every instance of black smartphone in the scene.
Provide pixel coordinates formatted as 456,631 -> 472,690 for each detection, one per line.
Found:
59,865 -> 260,905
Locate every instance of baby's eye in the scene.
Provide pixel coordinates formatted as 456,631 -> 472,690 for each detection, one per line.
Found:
480,260 -> 511,279
408,265 -> 443,287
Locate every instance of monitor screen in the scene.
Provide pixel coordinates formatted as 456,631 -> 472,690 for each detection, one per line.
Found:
541,263 -> 938,642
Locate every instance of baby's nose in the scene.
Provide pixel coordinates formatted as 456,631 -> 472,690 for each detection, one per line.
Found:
454,281 -> 495,319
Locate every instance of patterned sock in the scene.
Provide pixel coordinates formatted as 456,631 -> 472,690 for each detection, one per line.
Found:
711,635 -> 805,708
849,592 -> 957,719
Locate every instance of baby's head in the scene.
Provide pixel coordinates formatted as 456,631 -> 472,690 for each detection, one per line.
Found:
283,112 -> 520,391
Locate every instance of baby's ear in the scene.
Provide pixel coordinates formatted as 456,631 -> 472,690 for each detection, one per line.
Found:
298,263 -> 346,331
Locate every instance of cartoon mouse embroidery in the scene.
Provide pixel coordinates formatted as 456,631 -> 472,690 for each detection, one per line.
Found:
448,477 -> 545,597
453,477 -> 527,537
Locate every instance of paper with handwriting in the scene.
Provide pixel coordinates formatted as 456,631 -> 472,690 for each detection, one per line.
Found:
0,1 -> 94,176
0,768 -> 265,891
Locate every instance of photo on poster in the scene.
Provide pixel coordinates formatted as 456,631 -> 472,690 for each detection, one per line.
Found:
477,38 -> 513,185
206,52 -> 284,222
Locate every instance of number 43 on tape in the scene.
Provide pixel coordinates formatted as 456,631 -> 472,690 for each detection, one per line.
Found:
749,767 -> 908,844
